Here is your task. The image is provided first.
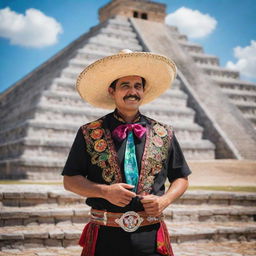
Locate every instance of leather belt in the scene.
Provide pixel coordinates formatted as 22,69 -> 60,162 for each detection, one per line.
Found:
90,209 -> 163,232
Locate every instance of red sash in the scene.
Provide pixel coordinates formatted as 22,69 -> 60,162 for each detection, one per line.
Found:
79,222 -> 99,256
79,220 -> 174,256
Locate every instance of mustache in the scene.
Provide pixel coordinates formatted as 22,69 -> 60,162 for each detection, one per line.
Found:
123,95 -> 141,101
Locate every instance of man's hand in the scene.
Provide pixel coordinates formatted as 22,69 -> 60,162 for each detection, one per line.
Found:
104,183 -> 136,207
140,194 -> 168,217
140,177 -> 189,217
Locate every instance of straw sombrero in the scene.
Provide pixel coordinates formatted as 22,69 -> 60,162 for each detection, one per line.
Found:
76,49 -> 177,109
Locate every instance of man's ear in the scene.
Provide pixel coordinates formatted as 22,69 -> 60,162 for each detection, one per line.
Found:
108,87 -> 114,97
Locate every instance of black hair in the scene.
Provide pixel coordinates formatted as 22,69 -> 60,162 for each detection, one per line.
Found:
109,77 -> 146,90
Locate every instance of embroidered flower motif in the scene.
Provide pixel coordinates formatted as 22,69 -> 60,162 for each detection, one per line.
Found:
81,118 -> 122,185
99,153 -> 108,161
153,124 -> 167,137
152,135 -> 163,147
99,161 -> 107,168
102,168 -> 115,183
88,121 -> 102,129
91,128 -> 104,140
94,139 -> 107,152
138,120 -> 173,194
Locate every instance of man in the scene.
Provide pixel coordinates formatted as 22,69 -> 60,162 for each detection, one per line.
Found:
62,49 -> 191,256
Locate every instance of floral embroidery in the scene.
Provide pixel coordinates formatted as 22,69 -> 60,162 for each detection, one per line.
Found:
137,119 -> 173,194
81,115 -> 173,191
88,121 -> 102,129
152,135 -> 163,147
94,139 -> 107,152
90,129 -> 104,140
153,123 -> 168,137
81,118 -> 122,184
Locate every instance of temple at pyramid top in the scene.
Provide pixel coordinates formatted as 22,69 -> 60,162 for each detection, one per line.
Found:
99,0 -> 166,23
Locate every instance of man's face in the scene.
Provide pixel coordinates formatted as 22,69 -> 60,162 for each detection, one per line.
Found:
108,75 -> 145,113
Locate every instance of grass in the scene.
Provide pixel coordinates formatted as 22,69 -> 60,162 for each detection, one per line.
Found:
0,180 -> 255,193
188,186 -> 256,193
0,180 -> 62,185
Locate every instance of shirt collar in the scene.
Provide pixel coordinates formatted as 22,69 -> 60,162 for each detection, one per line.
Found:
113,109 -> 141,124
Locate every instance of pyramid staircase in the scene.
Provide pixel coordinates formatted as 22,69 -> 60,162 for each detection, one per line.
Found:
0,185 -> 255,255
166,25 -> 256,129
0,16 -> 218,180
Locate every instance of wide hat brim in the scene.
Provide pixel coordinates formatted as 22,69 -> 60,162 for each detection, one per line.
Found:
76,51 -> 177,109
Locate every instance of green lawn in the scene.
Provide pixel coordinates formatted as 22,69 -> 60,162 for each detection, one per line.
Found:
188,186 -> 256,193
0,180 -> 255,193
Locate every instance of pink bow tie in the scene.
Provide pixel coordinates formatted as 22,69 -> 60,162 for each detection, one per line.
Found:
112,123 -> 146,141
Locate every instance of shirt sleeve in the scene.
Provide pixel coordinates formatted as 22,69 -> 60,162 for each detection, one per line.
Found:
61,128 -> 89,177
167,133 -> 192,182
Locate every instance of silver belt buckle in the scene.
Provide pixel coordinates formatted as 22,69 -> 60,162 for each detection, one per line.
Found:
115,211 -> 144,232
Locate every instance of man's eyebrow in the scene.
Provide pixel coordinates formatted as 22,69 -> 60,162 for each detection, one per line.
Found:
120,82 -> 130,85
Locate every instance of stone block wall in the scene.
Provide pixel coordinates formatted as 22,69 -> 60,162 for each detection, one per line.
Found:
99,0 -> 166,23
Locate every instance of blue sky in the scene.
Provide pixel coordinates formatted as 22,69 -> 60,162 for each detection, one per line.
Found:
0,0 -> 255,93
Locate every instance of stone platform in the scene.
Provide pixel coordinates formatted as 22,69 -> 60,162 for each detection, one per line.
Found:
0,185 -> 255,255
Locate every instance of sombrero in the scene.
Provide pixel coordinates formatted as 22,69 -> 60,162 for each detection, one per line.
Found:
76,49 -> 177,109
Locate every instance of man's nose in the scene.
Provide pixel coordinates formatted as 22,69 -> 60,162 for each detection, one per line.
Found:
128,86 -> 137,94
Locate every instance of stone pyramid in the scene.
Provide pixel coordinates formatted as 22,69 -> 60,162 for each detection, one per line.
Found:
0,0 -> 255,180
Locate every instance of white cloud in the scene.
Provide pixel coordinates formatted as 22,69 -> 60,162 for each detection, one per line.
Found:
0,7 -> 63,48
226,40 -> 256,79
165,7 -> 217,39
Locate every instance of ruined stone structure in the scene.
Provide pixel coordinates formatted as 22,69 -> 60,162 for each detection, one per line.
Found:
99,0 -> 166,23
0,0 -> 256,179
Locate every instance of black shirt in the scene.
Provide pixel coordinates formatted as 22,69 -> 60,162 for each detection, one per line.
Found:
62,110 -> 191,212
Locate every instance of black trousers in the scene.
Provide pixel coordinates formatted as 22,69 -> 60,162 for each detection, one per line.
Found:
95,223 -> 162,256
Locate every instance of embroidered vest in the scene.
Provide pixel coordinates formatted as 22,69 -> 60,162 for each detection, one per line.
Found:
81,116 -> 173,194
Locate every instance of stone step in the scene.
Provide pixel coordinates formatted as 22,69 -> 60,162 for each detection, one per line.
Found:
0,108 -> 35,133
99,26 -> 137,39
212,77 -> 256,91
87,36 -> 142,51
51,77 -> 77,92
107,16 -> 131,26
1,186 -> 255,207
1,204 -> 255,227
33,103 -> 108,122
166,25 -> 179,33
0,134 -> 214,161
190,52 -> 219,66
0,116 -> 205,145
0,140 -> 215,179
165,27 -> 188,42
75,48 -> 107,61
0,241 -> 255,256
179,41 -> 204,54
141,103 -> 194,116
60,67 -> 85,80
167,33 -> 188,42
104,20 -> 134,32
197,64 -> 240,79
52,75 -> 182,92
222,88 -> 256,100
40,88 -> 189,109
175,34 -> 188,42
89,32 -> 139,45
80,42 -> 140,55
231,101 -> 256,110
0,157 -> 65,180
68,58 -> 94,70
0,221 -> 255,249
31,103 -> 196,124
76,43 -> 143,61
